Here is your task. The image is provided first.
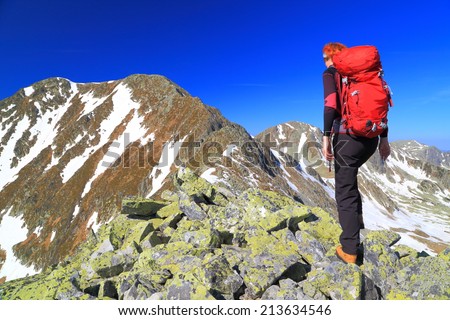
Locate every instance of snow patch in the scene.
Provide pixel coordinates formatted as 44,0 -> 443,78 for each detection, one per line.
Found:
33,226 -> 43,237
277,124 -> 286,140
297,133 -> 308,155
200,167 -> 219,184
0,209 -> 39,281
72,205 -> 81,220
87,211 -> 102,233
362,197 -> 448,255
147,136 -> 187,197
81,110 -> 151,198
285,123 -> 295,129
77,91 -> 109,120
271,149 -> 291,177
1,82 -> 79,188
3,104 -> 16,112
24,86 -> 34,97
0,115 -> 31,189
61,83 -> 139,183
223,144 -> 238,157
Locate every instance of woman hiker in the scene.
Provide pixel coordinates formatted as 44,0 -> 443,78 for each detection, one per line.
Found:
321,42 -> 391,264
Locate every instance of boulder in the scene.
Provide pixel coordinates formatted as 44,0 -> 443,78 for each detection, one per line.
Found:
261,279 -> 307,300
190,255 -> 243,299
238,229 -> 301,298
122,198 -> 168,216
303,261 -> 362,300
91,246 -> 138,279
178,193 -> 208,221
363,230 -> 401,297
165,274 -> 215,300
295,230 -> 327,265
386,255 -> 450,299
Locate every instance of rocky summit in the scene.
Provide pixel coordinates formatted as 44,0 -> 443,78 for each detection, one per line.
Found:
1,168 -> 448,300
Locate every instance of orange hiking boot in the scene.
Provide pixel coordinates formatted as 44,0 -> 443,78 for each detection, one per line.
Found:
336,245 -> 357,264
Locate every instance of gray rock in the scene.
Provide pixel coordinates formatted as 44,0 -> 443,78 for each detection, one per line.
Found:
148,292 -> 164,300
303,261 -> 362,300
363,230 -> 400,297
122,199 -> 167,216
385,256 -> 450,299
91,247 -> 138,278
261,279 -> 307,300
91,239 -> 115,259
238,229 -> 301,298
192,255 -> 243,297
295,230 -> 327,265
165,274 -> 215,300
178,193 -> 208,221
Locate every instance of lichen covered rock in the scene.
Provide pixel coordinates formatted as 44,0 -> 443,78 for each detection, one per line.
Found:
1,167 -> 449,301
122,198 -> 168,216
386,255 -> 450,299
303,261 -> 362,300
238,229 -> 301,298
363,230 -> 401,296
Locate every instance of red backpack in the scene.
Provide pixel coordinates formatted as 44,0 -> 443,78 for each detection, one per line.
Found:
332,45 -> 393,138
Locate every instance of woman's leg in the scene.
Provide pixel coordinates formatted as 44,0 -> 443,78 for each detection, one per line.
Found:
333,134 -> 378,255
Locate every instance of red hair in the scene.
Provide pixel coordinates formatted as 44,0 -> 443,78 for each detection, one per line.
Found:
322,42 -> 347,60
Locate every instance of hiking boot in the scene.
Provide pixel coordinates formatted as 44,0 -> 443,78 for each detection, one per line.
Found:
336,245 -> 357,264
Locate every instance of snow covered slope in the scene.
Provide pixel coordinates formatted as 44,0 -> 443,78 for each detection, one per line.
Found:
0,75 -> 232,281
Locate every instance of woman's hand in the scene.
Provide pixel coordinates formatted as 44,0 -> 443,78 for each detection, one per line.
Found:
379,137 -> 391,161
322,136 -> 334,162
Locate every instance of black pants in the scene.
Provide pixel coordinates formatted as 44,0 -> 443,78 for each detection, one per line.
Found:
333,133 -> 378,255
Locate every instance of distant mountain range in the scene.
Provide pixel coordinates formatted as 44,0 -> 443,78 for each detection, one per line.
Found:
0,75 -> 448,283
258,123 -> 450,255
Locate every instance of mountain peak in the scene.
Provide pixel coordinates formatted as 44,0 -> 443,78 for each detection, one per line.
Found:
0,74 -> 231,277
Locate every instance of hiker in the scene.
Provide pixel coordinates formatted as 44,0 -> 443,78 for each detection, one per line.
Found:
321,42 -> 391,264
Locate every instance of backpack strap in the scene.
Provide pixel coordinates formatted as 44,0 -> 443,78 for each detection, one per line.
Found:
334,71 -> 349,123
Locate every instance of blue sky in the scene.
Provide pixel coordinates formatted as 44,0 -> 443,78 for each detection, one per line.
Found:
1,0 -> 449,150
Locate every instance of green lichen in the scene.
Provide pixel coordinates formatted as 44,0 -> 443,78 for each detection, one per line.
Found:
165,273 -> 216,300
297,207 -> 341,250
304,262 -> 362,300
365,230 -> 401,247
386,256 -> 450,300
437,247 -> 450,262
240,229 -> 300,297
385,290 -> 412,300
120,220 -> 155,250
0,266 -> 76,300
176,168 -> 215,202
2,167 -> 448,301
122,198 -> 168,216
157,202 -> 182,219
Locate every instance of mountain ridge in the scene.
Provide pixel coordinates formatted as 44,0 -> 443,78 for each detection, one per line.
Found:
0,74 -> 336,281
0,74 -> 448,286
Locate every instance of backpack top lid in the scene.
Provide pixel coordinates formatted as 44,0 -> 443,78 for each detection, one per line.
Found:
332,45 -> 381,76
